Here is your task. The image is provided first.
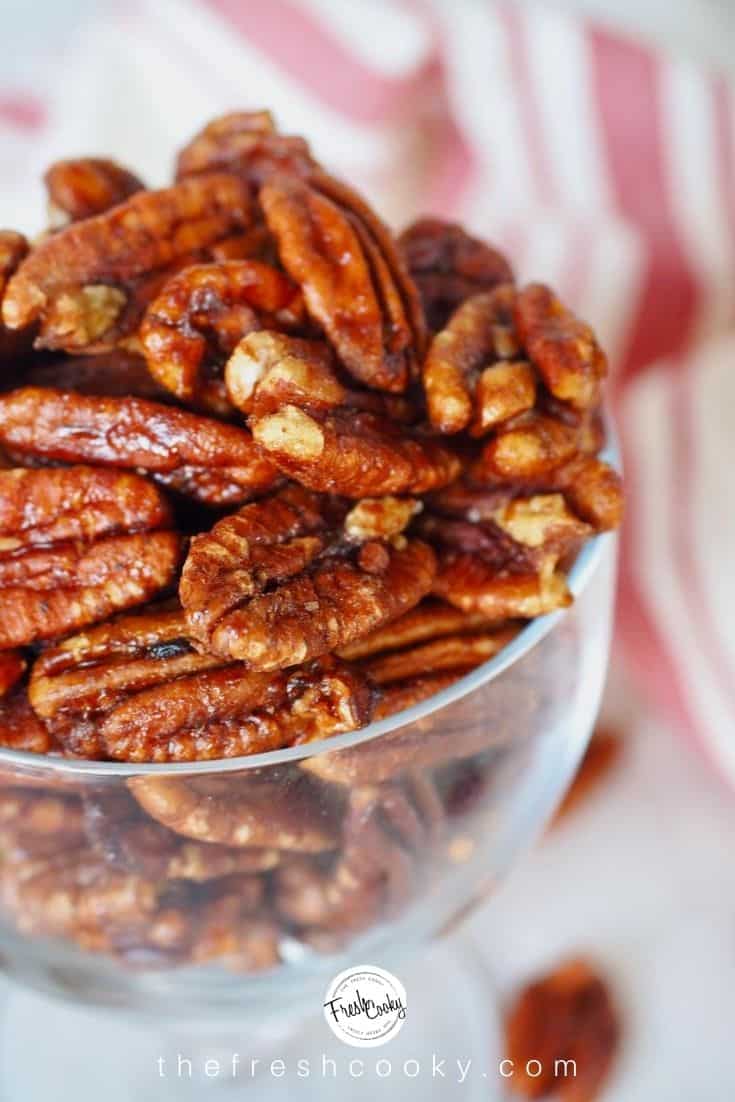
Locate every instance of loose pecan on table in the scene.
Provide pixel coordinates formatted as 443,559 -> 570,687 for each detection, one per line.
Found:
0,387 -> 279,506
1,174 -> 252,350
227,331 -> 459,496
44,158 -> 143,226
0,466 -> 180,649
504,958 -> 621,1100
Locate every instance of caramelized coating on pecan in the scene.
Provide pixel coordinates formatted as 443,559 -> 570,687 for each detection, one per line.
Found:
21,349 -> 171,401
235,333 -> 459,496
44,158 -> 143,225
504,959 -> 621,1100
0,688 -> 56,753
477,411 -> 586,481
180,483 -> 435,669
432,555 -> 571,621
337,600 -> 502,661
400,217 -> 513,331
549,455 -> 624,532
0,467 -> 180,648
424,286 -> 536,434
513,284 -> 607,410
2,174 -> 251,349
261,175 -> 416,392
99,659 -> 371,762
0,388 -> 278,505
176,110 -> 317,187
140,259 -> 303,414
84,789 -> 279,881
0,650 -> 25,698
130,771 -> 340,851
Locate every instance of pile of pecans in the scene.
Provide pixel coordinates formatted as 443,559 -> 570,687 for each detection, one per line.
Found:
0,112 -> 623,972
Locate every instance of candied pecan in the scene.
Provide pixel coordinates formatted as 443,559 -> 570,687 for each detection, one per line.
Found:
83,789 -> 279,881
0,230 -> 31,367
176,110 -> 317,187
513,284 -> 607,411
0,388 -> 278,506
424,286 -> 536,435
0,650 -> 25,697
399,217 -> 513,331
20,349 -> 171,401
0,466 -> 180,649
1,174 -> 251,349
476,410 -> 583,482
260,174 -> 416,392
274,782 -> 424,936
180,483 -> 435,669
189,899 -> 281,973
44,158 -> 143,225
554,726 -> 623,824
99,658 -> 371,762
504,959 -> 621,1100
140,259 -> 304,414
0,688 -> 56,753
0,787 -> 85,857
234,333 -> 459,496
130,771 -> 339,852
337,600 -> 502,661
359,627 -> 516,687
548,455 -> 624,532
433,555 -> 571,621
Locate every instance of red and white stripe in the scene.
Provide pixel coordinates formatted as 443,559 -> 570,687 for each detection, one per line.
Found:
2,0 -> 735,783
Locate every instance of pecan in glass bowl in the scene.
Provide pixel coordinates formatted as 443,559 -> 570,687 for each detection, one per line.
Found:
0,112 -> 622,1050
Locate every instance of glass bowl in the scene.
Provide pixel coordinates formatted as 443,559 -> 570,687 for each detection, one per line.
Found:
0,506 -> 618,1022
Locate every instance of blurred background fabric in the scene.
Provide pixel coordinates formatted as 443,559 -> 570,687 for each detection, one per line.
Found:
2,0 -> 734,783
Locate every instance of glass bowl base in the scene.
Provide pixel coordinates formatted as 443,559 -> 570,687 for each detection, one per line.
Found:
0,934 -> 504,1101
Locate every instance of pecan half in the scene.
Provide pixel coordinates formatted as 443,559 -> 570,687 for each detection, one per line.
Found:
504,959 -> 621,1100
513,284 -> 607,411
232,332 -> 459,496
0,466 -> 179,648
140,259 -> 304,414
180,483 -> 435,669
0,650 -> 25,698
0,688 -> 56,753
0,388 -> 278,506
424,286 -> 536,435
399,217 -> 513,331
176,110 -> 317,187
130,771 -> 340,852
29,604 -> 371,761
2,174 -> 251,349
260,174 -> 417,392
83,789 -> 279,881
44,158 -> 143,226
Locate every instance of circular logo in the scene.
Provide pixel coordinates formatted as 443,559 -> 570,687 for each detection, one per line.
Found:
323,965 -> 407,1047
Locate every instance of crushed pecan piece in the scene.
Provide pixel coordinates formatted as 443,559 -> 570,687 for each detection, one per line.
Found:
140,259 -> 303,414
233,332 -> 459,496
2,174 -> 251,349
424,286 -> 536,434
130,771 -> 339,852
0,466 -> 179,648
180,483 -> 435,669
504,959 -> 621,1100
400,217 -> 513,331
44,158 -> 143,225
0,388 -> 278,505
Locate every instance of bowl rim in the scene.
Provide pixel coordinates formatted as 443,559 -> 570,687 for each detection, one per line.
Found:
2,440 -> 620,778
